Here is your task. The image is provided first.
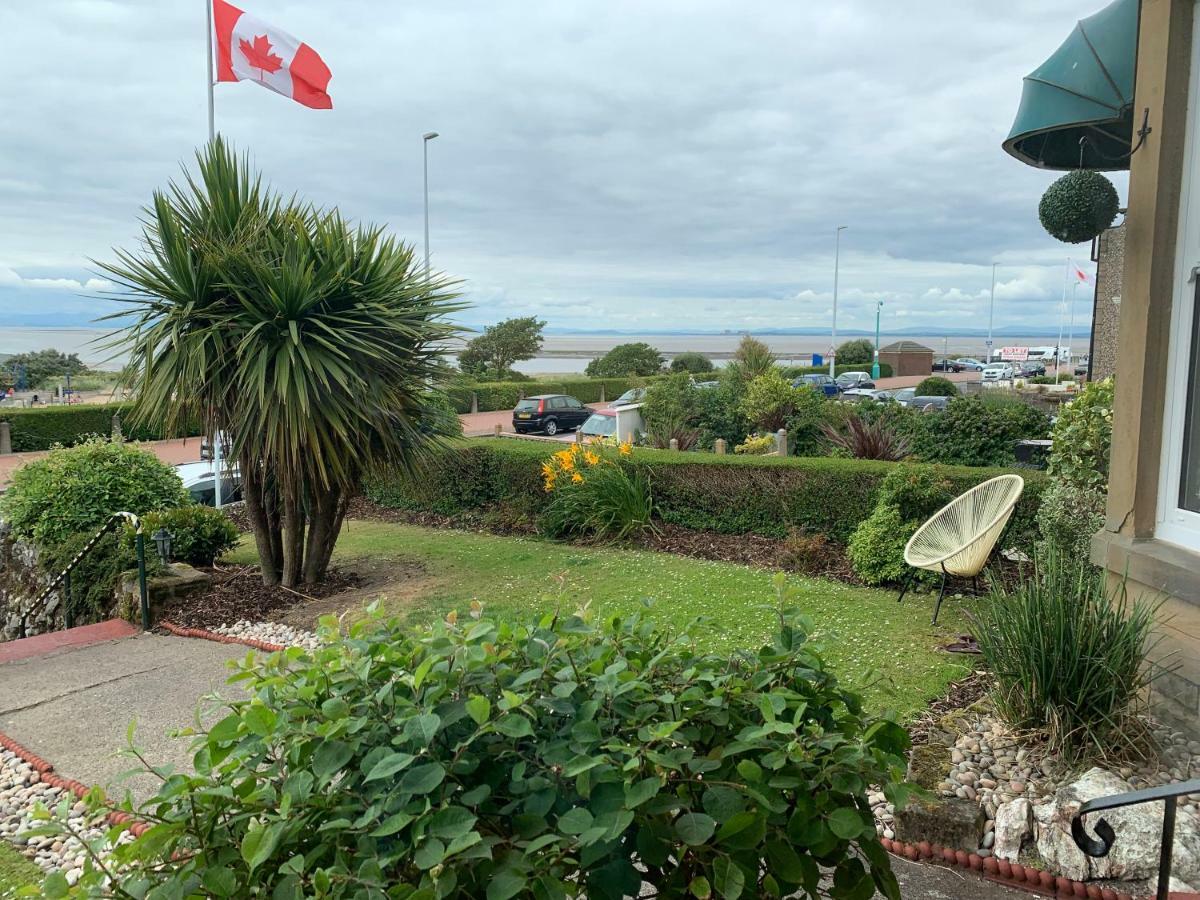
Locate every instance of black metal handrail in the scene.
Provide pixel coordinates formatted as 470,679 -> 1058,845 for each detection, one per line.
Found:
33,512 -> 151,631
1072,777 -> 1200,900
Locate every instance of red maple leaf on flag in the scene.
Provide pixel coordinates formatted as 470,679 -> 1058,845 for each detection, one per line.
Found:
239,34 -> 284,77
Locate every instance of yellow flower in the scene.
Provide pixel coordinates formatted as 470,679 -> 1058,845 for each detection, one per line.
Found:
619,441 -> 633,456
558,455 -> 575,471
572,471 -> 584,484
584,451 -> 600,466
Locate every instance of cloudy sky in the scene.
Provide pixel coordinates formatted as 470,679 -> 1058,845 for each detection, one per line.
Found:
0,0 -> 1117,336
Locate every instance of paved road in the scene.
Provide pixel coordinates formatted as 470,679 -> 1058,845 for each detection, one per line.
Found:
0,437 -> 203,489
0,632 -> 245,801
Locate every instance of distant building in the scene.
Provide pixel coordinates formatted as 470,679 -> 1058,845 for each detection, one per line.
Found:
878,340 -> 932,377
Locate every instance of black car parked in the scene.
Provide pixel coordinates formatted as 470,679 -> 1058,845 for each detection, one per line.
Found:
512,394 -> 591,435
932,358 -> 963,373
1017,361 -> 1046,377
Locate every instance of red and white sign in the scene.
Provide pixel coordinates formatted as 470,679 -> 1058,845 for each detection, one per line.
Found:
1000,346 -> 1029,361
213,0 -> 332,109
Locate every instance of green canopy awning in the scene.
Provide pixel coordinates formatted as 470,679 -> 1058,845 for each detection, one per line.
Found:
1003,0 -> 1139,170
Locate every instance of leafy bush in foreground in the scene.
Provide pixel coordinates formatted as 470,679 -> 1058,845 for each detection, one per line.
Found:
0,438 -> 189,547
905,397 -> 1049,467
974,549 -> 1160,760
44,603 -> 910,899
1046,377 -> 1113,492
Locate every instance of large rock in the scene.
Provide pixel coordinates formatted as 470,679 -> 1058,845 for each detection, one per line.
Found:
993,798 -> 1032,863
894,797 -> 984,850
1034,767 -> 1200,882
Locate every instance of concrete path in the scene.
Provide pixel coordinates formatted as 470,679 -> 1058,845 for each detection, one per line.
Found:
0,632 -> 246,800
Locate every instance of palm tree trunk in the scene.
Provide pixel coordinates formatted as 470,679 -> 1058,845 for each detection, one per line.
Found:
241,453 -> 282,586
280,476 -> 306,589
301,487 -> 346,585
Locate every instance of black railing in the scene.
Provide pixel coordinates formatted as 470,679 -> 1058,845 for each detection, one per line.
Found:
33,512 -> 151,631
1072,777 -> 1200,900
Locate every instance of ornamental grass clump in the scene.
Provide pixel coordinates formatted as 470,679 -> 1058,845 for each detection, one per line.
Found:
36,601 -> 911,899
539,440 -> 655,540
973,548 -> 1162,762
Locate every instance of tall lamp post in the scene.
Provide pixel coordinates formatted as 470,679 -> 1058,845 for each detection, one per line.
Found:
986,262 -> 997,363
872,300 -> 883,380
830,225 -> 847,378
422,131 -> 439,278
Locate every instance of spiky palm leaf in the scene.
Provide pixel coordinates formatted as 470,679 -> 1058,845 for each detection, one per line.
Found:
100,138 -> 463,585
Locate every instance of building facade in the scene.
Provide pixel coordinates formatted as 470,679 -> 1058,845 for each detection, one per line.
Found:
1089,223 -> 1124,380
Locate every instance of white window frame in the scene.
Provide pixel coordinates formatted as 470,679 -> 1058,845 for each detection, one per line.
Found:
1158,0 -> 1200,551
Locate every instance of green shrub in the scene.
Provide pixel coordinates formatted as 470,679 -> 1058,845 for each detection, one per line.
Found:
974,549 -> 1160,759
0,439 -> 190,548
133,506 -> 241,567
734,434 -> 775,455
584,342 -> 664,378
906,397 -> 1049,467
539,443 -> 655,540
366,440 -> 1046,546
1046,377 -> 1113,491
49,605 -> 909,899
641,373 -> 703,450
693,370 -> 752,450
0,403 -> 202,453
726,335 -> 776,383
1039,169 -> 1120,244
1036,481 -> 1105,558
668,351 -> 714,374
821,410 -> 911,461
835,338 -> 875,365
780,363 -> 894,379
1027,375 -> 1058,385
912,377 -> 958,398
846,504 -> 916,586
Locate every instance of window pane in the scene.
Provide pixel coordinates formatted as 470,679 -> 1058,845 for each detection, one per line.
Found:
1180,282 -> 1200,513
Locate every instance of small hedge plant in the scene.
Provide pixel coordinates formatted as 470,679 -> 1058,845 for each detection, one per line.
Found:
40,603 -> 910,899
538,441 -> 655,541
0,438 -> 190,548
131,506 -> 241,567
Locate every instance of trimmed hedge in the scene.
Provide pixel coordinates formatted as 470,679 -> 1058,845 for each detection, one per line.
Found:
446,377 -> 662,414
366,438 -> 1045,546
0,403 -> 203,453
780,363 -> 894,379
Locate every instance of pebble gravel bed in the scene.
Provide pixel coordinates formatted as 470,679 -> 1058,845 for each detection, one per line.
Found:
0,748 -> 114,886
869,712 -> 1200,854
211,619 -> 323,651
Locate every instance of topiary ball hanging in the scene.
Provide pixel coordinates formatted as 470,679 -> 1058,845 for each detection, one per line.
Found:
1038,170 -> 1120,244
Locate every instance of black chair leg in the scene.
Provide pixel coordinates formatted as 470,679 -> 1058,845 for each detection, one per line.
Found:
896,569 -> 915,605
931,566 -> 948,625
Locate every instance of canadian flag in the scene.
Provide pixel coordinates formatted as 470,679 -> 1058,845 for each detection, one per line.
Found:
213,0 -> 332,109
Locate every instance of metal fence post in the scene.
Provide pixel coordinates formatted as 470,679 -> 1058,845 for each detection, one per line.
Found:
775,429 -> 788,456
714,438 -> 726,455
0,421 -> 10,455
135,531 -> 150,630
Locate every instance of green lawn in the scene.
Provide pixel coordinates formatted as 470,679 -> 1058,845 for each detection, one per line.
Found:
228,521 -> 974,719
0,843 -> 41,897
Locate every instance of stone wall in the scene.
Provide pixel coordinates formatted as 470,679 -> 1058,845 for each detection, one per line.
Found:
0,536 -> 64,640
1089,223 -> 1124,380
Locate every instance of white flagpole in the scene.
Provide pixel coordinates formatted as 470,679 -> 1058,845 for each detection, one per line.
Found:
206,0 -> 215,142
1067,279 -> 1077,379
1055,258 -> 1068,384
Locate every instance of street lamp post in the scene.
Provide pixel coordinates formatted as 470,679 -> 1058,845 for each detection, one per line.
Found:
830,225 -> 847,378
422,131 -> 439,279
872,300 -> 883,380
986,262 -> 997,363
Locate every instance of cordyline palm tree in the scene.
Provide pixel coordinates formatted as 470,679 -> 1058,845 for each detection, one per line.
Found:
101,138 -> 462,587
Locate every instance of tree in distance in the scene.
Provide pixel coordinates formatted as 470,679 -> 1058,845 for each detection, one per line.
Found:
458,317 -> 546,381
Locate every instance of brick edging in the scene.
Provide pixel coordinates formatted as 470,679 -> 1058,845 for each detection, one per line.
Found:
879,837 -> 1156,899
0,731 -> 151,837
158,620 -> 286,653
